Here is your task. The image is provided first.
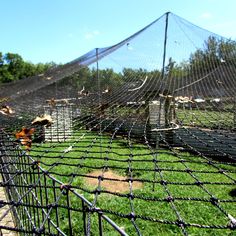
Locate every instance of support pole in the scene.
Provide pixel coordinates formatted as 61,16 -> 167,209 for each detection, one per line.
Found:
160,11 -> 170,95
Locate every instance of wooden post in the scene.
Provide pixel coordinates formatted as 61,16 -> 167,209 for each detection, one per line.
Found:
164,96 -> 175,144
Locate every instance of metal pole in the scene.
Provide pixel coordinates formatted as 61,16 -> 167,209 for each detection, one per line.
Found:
96,48 -> 103,159
160,12 -> 170,94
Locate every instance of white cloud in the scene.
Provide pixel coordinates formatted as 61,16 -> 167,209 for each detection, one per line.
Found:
84,30 -> 100,40
84,33 -> 93,39
199,12 -> 213,19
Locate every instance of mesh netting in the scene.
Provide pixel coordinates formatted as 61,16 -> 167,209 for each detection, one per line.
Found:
0,12 -> 235,236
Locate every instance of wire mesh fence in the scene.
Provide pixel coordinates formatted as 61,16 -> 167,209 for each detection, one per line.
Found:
0,12 -> 236,235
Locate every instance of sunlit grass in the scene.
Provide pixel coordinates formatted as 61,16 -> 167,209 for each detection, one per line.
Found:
176,108 -> 234,128
30,130 -> 236,236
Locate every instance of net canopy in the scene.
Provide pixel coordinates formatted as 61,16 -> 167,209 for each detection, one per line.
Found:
0,12 -> 235,236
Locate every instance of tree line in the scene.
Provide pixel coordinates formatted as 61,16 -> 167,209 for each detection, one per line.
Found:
1,36 -> 236,88
0,52 -> 55,83
68,37 -> 236,93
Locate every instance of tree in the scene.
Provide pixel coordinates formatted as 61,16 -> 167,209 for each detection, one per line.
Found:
189,36 -> 236,74
4,53 -> 25,80
0,66 -> 14,83
218,38 -> 236,64
0,52 -> 3,65
0,51 -> 56,84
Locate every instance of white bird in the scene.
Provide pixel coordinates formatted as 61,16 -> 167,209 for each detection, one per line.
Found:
220,58 -> 226,63
31,114 -> 53,127
78,86 -> 85,95
78,86 -> 89,96
102,86 -> 110,94
0,105 -> 15,116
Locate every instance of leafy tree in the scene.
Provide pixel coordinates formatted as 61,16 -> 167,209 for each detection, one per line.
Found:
0,66 -> 14,83
189,36 -> 236,74
0,52 -> 55,84
21,62 -> 37,78
0,52 -> 3,65
218,38 -> 236,64
4,53 -> 25,80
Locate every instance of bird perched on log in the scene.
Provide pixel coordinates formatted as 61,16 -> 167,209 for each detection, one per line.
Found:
78,86 -> 85,95
31,114 -> 53,127
62,99 -> 69,105
15,127 -> 35,151
0,105 -> 15,116
78,86 -> 89,96
47,98 -> 56,107
102,86 -> 111,94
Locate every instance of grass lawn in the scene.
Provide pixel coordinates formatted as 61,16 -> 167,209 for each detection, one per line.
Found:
29,129 -> 236,236
176,108 -> 234,128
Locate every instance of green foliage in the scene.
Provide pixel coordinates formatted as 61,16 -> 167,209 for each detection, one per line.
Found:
189,36 -> 236,74
65,37 -> 236,95
67,66 -> 124,92
1,36 -> 235,91
0,52 -> 55,84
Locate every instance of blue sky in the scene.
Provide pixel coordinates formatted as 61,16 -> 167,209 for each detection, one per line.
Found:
1,0 -> 236,64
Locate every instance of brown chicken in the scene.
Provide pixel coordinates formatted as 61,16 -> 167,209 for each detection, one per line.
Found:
47,98 -> 56,107
15,127 -> 35,151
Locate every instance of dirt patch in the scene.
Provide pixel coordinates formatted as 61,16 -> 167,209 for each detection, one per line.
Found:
85,170 -> 143,193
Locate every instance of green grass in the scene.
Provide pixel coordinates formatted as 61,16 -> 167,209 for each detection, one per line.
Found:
176,108 -> 234,128
28,130 -> 236,236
